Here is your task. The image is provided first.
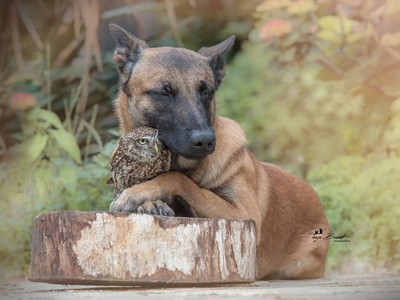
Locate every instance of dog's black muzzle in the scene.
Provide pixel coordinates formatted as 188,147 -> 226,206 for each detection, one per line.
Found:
160,126 -> 216,161
189,128 -> 216,156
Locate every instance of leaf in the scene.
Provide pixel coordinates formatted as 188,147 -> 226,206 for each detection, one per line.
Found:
318,16 -> 350,34
35,109 -> 64,130
23,134 -> 48,163
49,129 -> 82,164
318,16 -> 368,44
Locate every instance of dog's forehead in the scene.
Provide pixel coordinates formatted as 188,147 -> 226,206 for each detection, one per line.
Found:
143,47 -> 207,69
128,47 -> 215,91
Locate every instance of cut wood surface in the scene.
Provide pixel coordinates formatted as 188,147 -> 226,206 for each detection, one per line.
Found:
29,211 -> 257,286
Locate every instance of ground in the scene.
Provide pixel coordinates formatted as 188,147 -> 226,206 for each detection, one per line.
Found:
1,273 -> 399,300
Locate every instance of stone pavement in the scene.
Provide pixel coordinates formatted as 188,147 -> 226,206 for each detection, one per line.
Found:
1,274 -> 399,300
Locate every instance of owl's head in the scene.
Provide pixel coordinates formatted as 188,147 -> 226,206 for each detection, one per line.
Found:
120,126 -> 162,161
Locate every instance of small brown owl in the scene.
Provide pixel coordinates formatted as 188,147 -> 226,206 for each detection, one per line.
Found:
108,126 -> 171,199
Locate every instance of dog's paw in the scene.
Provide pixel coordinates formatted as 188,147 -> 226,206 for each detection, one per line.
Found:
137,199 -> 175,217
109,183 -> 174,214
109,188 -> 144,212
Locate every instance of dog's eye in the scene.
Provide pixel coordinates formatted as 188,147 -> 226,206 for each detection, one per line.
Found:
146,83 -> 176,98
162,84 -> 175,96
198,81 -> 214,97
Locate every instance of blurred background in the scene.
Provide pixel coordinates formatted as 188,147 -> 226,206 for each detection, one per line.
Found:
0,0 -> 399,278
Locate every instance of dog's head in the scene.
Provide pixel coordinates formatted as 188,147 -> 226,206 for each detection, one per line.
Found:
109,24 -> 235,163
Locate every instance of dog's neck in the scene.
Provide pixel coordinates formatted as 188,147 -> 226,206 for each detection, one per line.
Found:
170,153 -> 202,172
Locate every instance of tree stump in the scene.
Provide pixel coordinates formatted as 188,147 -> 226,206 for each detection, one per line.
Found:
29,211 -> 257,286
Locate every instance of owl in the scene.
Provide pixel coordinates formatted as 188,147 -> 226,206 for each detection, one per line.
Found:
108,126 -> 171,199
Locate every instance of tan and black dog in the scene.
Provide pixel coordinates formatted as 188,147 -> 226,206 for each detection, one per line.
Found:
108,24 -> 330,280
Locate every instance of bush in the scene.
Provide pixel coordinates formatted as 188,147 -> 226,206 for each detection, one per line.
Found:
217,0 -> 400,272
308,156 -> 400,271
0,104 -> 115,275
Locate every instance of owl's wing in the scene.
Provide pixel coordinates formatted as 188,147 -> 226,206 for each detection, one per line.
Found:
110,146 -> 125,170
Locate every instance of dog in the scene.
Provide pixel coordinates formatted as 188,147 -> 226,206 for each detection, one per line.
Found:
108,24 -> 330,280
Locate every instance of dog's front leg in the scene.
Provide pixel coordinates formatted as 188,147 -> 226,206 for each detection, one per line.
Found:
109,172 -> 260,225
108,172 -> 193,214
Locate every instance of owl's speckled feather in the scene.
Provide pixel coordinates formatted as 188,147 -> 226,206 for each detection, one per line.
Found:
109,126 -> 171,198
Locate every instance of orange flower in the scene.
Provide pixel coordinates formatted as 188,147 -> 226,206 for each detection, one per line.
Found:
259,19 -> 293,43
9,92 -> 37,111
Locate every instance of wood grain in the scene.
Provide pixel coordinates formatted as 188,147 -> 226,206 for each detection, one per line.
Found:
29,212 -> 257,286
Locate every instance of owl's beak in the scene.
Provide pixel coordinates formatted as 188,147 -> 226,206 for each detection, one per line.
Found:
153,143 -> 159,154
149,143 -> 159,157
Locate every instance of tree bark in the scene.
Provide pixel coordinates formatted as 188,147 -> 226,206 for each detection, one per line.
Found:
29,211 -> 257,286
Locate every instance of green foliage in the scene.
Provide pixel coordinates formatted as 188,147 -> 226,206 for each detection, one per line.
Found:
0,0 -> 258,149
218,42 -> 365,175
308,156 -> 400,271
0,147 -> 115,275
0,106 -> 115,275
218,0 -> 400,272
21,107 -> 82,164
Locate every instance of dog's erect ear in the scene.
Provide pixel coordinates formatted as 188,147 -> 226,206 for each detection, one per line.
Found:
198,35 -> 236,87
109,24 -> 148,81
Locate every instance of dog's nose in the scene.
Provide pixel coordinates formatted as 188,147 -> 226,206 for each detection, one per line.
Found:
190,129 -> 216,155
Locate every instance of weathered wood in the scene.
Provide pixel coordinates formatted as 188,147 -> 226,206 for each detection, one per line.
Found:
29,212 -> 257,286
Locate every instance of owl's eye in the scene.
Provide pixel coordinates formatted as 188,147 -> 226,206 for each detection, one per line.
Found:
137,139 -> 148,145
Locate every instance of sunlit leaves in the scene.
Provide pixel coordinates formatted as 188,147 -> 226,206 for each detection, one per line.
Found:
49,129 -> 82,164
30,108 -> 64,130
19,108 -> 82,164
0,139 -> 114,273
256,0 -> 290,13
23,134 -> 48,163
287,0 -> 316,14
318,16 -> 371,45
